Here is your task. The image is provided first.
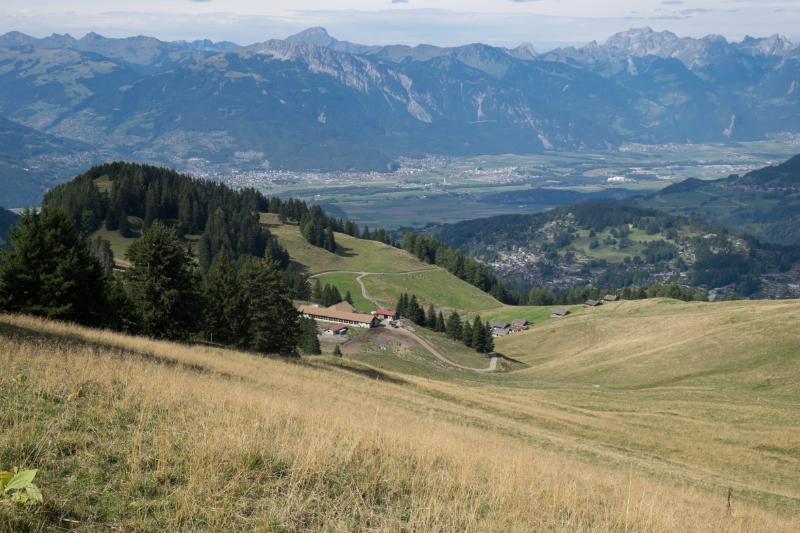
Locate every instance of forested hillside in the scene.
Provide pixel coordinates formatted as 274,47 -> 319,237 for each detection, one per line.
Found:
428,203 -> 800,299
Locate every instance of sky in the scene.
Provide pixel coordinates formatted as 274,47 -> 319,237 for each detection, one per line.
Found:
1,1 -> 799,50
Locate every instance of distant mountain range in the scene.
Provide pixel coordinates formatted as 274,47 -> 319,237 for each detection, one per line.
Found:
1,26 -> 800,180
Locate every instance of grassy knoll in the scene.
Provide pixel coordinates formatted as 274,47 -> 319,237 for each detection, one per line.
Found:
479,304 -> 584,327
261,213 -> 426,274
1,312 -> 796,531
313,272 -> 375,313
361,270 -> 502,313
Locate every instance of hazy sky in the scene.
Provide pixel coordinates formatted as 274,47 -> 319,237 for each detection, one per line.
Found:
2,1 -> 799,49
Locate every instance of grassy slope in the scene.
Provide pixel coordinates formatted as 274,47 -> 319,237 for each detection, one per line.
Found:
91,227 -> 138,268
361,270 -> 502,313
313,272 -> 375,313
262,214 -> 425,275
263,213 -> 503,313
0,313 -> 794,531
491,299 -> 800,514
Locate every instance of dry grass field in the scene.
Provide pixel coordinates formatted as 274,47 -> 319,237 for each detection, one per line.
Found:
1,309 -> 798,531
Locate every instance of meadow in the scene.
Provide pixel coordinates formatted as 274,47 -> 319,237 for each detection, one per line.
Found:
1,311 -> 796,531
361,270 -> 503,313
264,214 -> 503,313
312,272 -> 375,313
262,213 -> 425,275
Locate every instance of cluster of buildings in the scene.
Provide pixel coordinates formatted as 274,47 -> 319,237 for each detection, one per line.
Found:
490,319 -> 530,337
297,301 -> 398,335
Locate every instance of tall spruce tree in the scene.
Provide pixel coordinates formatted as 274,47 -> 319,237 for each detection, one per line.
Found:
471,315 -> 485,353
124,222 -> 198,340
483,322 -> 495,354
426,304 -> 437,329
202,249 -> 244,345
408,295 -> 425,324
445,310 -> 462,340
238,257 -> 299,356
0,208 -> 110,325
396,293 -> 409,318
436,311 -> 446,333
462,320 -> 473,348
311,279 -> 323,303
298,317 -> 321,355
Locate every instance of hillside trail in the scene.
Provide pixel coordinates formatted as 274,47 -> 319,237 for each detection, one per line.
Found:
310,267 -> 498,373
355,272 -> 498,373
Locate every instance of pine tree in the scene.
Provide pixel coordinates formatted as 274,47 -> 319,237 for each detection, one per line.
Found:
408,295 -> 425,324
436,311 -> 446,333
311,279 -> 323,303
124,222 -> 198,340
202,249 -> 244,345
143,183 -> 158,228
462,320 -> 473,348
298,317 -> 321,355
426,304 -> 437,329
199,207 -> 233,272
0,208 -> 110,326
89,235 -> 115,275
396,293 -> 409,318
345,291 -> 354,304
323,227 -> 336,252
445,310 -> 462,340
483,322 -> 495,354
238,257 -> 299,356
471,315 -> 485,353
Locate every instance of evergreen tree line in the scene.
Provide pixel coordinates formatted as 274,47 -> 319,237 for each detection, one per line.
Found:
44,162 -> 287,272
310,279 -> 354,308
395,293 -> 494,354
266,197 -> 393,248
400,233 -> 516,304
0,209 -> 300,356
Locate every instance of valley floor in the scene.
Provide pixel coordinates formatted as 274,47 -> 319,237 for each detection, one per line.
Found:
1,303 -> 798,531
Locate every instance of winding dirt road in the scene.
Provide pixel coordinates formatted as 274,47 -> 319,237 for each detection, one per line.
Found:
322,271 -> 499,373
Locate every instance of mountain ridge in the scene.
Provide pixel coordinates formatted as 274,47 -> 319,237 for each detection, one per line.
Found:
1,27 -> 799,182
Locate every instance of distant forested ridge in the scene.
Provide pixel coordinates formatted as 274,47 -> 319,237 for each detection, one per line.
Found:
646,154 -> 800,246
427,203 -> 800,300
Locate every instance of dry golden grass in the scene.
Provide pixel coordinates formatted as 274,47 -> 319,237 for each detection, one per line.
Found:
0,313 -> 796,531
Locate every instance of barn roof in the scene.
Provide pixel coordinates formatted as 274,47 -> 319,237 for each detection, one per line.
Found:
298,304 -> 376,324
